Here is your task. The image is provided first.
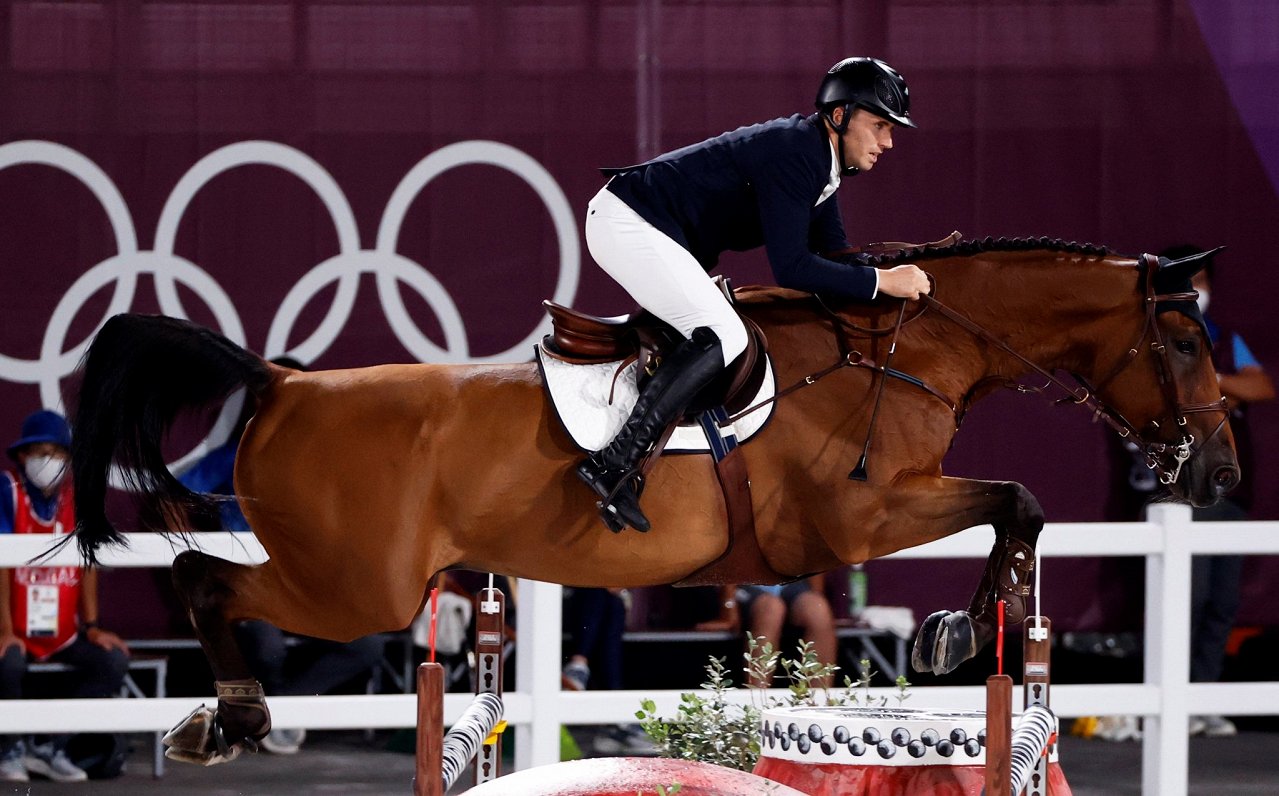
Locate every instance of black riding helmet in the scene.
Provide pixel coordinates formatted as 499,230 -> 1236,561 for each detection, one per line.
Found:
816,57 -> 915,177
816,57 -> 916,130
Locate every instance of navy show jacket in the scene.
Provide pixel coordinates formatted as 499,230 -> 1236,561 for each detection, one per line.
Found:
603,113 -> 877,300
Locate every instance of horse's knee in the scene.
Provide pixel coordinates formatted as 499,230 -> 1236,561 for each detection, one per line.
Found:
1003,482 -> 1044,534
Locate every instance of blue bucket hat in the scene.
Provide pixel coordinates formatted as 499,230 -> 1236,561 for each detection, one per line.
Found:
7,410 -> 72,461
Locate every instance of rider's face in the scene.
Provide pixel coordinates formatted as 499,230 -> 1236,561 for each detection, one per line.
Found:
841,108 -> 895,172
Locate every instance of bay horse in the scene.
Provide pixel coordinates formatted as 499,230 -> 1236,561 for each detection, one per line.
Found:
69,238 -> 1236,764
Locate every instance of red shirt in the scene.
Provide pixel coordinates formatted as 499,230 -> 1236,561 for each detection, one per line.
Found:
4,471 -> 81,659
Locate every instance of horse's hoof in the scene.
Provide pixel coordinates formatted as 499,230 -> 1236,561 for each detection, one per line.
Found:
911,610 -> 977,676
161,705 -> 246,766
911,611 -> 943,673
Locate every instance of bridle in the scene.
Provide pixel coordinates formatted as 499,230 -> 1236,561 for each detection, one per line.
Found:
921,253 -> 1228,486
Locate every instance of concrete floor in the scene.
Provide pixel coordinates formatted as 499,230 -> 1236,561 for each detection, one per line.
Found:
3,727 -> 1276,795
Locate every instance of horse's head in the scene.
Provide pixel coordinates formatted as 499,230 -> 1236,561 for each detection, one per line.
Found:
1086,249 -> 1239,507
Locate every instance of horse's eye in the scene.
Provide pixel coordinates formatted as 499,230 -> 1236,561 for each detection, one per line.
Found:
1176,340 -> 1197,355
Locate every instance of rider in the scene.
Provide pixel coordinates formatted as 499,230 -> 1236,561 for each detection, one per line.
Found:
577,57 -> 931,533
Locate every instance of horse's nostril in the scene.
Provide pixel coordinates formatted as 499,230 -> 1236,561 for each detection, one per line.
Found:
1212,466 -> 1240,495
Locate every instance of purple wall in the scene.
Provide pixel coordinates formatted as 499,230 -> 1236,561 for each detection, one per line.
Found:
2,1 -> 1276,631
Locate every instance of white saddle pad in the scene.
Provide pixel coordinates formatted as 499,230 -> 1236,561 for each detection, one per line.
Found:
535,346 -> 776,454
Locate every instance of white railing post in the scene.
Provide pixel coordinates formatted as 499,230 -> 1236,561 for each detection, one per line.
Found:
1143,502 -> 1192,796
514,578 -> 563,771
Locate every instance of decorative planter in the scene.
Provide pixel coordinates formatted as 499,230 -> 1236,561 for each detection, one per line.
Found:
752,706 -> 1071,795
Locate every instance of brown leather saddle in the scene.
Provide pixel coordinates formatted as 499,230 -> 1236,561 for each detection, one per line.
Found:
541,278 -> 769,420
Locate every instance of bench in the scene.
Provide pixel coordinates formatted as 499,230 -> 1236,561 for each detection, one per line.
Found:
28,655 -> 169,778
127,631 -> 416,693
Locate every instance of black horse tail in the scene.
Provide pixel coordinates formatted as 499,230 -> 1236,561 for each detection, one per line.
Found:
72,314 -> 272,566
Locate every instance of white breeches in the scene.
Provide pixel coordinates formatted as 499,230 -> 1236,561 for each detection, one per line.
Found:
584,186 -> 749,367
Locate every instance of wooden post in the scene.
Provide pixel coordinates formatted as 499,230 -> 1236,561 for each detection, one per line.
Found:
1023,617 -> 1053,795
415,662 -> 445,796
985,673 -> 1013,796
474,587 -> 506,785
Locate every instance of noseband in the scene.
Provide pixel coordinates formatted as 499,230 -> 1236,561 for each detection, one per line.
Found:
921,253 -> 1229,487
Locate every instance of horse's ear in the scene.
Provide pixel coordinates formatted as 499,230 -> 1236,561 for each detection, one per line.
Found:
1155,245 -> 1225,282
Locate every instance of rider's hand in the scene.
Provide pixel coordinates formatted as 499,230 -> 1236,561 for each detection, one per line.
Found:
877,264 -> 930,300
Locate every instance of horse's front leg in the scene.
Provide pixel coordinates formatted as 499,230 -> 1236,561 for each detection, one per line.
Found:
164,551 -> 273,765
865,474 -> 1044,677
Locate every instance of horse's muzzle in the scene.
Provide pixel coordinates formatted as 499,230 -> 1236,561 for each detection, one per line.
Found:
1177,454 -> 1239,508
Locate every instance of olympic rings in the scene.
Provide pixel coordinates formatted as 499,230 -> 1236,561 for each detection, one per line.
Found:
0,138 -> 581,469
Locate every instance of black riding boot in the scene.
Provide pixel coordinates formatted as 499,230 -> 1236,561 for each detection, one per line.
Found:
577,326 -> 724,532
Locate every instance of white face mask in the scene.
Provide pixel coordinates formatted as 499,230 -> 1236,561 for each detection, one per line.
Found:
24,454 -> 68,492
1196,289 -> 1210,314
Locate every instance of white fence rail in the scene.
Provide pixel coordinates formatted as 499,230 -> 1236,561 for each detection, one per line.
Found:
2,503 -> 1277,795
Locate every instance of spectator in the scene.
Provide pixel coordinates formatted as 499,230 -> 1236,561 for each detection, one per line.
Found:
177,356 -> 390,755
0,410 -> 130,782
1177,245 -> 1274,736
698,576 -> 837,687
562,587 -> 653,754
1106,245 -> 1273,738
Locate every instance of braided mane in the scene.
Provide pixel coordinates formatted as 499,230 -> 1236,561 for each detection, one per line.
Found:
731,236 -> 1117,307
857,235 -> 1111,267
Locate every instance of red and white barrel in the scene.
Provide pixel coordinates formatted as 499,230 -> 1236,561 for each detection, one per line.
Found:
752,706 -> 1071,796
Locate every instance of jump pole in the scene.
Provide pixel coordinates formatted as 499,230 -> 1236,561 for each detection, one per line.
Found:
1021,615 -> 1053,796
414,663 -> 445,796
473,586 -> 506,784
985,673 -> 1013,795
984,612 -> 1057,796
413,584 -> 508,796
985,600 -> 1013,794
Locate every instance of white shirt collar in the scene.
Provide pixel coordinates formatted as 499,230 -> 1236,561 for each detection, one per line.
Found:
816,137 -> 841,206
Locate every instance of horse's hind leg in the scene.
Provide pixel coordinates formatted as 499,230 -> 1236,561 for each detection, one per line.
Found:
164,550 -> 272,765
866,475 -> 1044,677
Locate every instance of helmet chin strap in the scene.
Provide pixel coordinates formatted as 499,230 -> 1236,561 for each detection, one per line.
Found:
840,153 -> 860,178
823,105 -> 860,177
